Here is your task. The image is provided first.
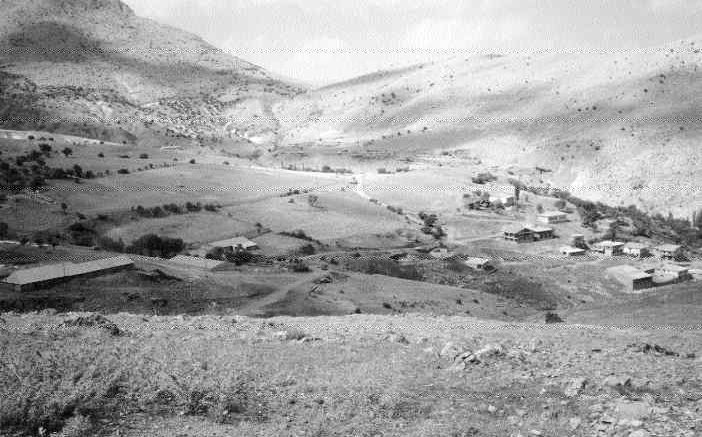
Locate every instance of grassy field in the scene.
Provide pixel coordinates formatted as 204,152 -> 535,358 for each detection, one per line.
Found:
106,212 -> 257,245
222,190 -> 409,242
1,312 -> 700,436
44,165 -> 343,215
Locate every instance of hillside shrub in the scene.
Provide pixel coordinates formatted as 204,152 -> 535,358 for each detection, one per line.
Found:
472,172 -> 497,184
127,234 -> 184,258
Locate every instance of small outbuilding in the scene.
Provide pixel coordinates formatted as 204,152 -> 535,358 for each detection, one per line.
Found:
623,242 -> 650,258
658,264 -> 691,282
654,244 -> 682,260
560,246 -> 586,257
463,257 -> 493,270
593,241 -> 625,257
537,211 -> 568,224
430,247 -> 452,259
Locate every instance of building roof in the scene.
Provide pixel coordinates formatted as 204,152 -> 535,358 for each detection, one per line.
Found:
3,256 -> 133,286
595,240 -> 625,248
660,264 -> 688,273
539,211 -> 567,217
624,242 -> 649,250
561,246 -> 585,254
526,225 -> 554,233
169,255 -> 225,270
502,224 -> 529,234
210,237 -> 258,249
464,257 -> 491,265
607,265 -> 653,281
656,244 -> 682,252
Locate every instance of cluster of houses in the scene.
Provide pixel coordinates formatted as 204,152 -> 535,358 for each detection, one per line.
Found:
607,262 -> 693,292
464,192 -> 516,210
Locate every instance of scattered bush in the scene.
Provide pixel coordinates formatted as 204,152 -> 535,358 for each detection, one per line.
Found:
545,312 -> 564,324
472,172 -> 497,185
127,234 -> 184,258
288,259 -> 310,272
117,168 -> 130,174
139,153 -> 149,159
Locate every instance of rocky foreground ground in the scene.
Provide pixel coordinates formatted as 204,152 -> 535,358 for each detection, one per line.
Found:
1,311 -> 701,437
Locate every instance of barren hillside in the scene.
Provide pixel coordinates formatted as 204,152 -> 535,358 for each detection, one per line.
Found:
0,0 -> 303,144
273,42 -> 702,218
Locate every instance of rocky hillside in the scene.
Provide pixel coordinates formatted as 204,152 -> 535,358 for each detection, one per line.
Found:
1,312 -> 700,436
273,40 -> 702,218
0,0 -> 303,144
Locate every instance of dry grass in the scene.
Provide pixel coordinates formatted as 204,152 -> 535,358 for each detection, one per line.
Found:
0,312 -> 700,436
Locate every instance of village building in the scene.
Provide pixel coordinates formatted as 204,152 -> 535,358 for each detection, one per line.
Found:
429,247 -> 452,259
1,256 -> 134,292
560,246 -> 586,257
607,265 -> 655,292
463,257 -> 493,270
658,264 -> 691,282
622,242 -> 651,258
503,224 -> 533,243
526,225 -> 555,241
169,255 -> 226,271
537,211 -> 569,224
209,237 -> 258,252
592,241 -> 625,256
503,224 -> 555,243
654,244 -> 682,260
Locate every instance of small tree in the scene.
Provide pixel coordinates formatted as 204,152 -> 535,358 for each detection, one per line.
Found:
61,202 -> 68,214
39,143 -> 52,155
536,204 -> 544,214
139,153 -> 149,159
62,147 -> 73,157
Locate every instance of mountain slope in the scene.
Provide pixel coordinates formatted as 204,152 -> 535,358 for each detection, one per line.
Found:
0,0 -> 303,144
273,41 -> 702,217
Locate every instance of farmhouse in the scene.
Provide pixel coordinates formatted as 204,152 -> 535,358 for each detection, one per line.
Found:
623,242 -> 650,258
592,241 -> 625,256
526,225 -> 555,241
169,255 -> 226,271
654,244 -> 682,260
430,247 -> 452,259
560,246 -> 586,257
607,265 -> 654,292
209,237 -> 258,252
463,257 -> 493,270
503,224 -> 554,242
537,211 -> 568,224
2,256 -> 134,292
658,264 -> 691,282
503,225 -> 532,243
